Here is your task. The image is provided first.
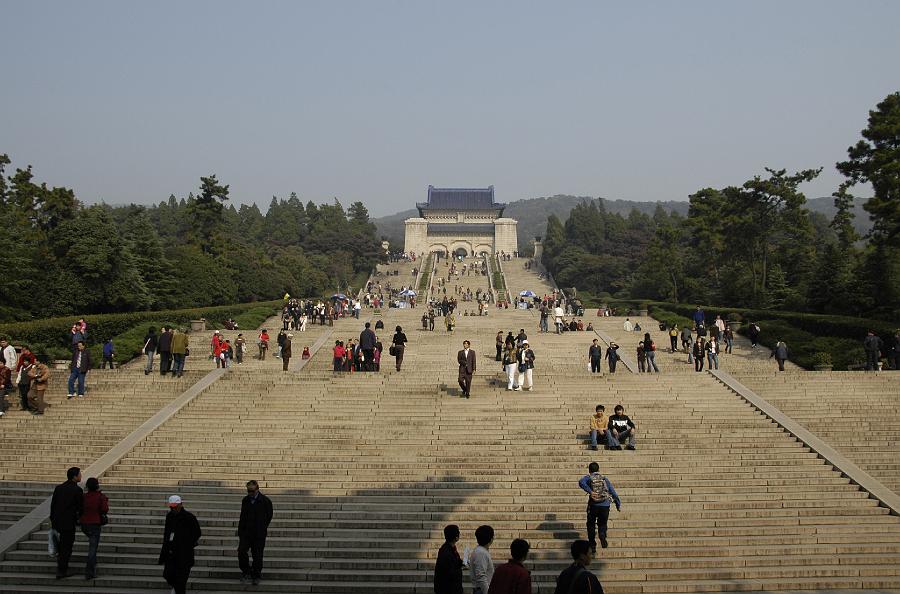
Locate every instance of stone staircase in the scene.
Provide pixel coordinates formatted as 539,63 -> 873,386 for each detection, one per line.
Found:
729,370 -> 900,496
0,263 -> 898,593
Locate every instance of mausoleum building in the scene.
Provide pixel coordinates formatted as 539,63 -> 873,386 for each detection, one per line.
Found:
403,186 -> 518,256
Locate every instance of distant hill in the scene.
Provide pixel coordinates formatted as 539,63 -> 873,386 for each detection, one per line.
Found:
375,194 -> 872,252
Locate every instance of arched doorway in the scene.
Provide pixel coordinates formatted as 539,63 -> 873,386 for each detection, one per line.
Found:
453,247 -> 469,258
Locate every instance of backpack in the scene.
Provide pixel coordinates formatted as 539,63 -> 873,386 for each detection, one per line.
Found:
589,472 -> 612,504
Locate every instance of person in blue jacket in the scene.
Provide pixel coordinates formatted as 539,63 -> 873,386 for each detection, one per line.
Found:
578,462 -> 621,553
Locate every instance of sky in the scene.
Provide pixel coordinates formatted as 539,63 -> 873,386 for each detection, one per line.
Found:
1,1 -> 897,217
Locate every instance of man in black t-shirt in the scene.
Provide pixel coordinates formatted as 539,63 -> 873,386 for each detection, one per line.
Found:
554,539 -> 603,594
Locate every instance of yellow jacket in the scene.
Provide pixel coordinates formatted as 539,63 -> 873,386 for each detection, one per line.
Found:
590,413 -> 608,431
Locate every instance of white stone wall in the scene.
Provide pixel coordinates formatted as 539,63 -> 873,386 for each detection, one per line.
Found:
403,218 -> 428,255
404,215 -> 518,256
493,218 -> 518,254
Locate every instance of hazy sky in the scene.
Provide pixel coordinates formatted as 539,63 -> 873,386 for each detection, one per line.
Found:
2,1 -> 897,217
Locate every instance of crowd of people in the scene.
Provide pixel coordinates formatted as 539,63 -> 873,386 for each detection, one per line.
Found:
434,459 -> 620,593
48,468 -> 269,591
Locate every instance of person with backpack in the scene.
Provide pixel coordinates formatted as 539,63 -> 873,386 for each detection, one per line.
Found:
578,462 -> 621,552
553,539 -> 604,594
642,333 -> 659,373
669,324 -> 679,352
770,340 -> 790,372
680,325 -> 693,354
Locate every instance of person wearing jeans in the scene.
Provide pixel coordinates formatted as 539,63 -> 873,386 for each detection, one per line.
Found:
143,328 -> 158,375
706,337 -> 720,370
607,405 -> 636,450
578,462 -> 621,551
80,477 -> 109,580
589,405 -> 608,450
67,342 -> 91,398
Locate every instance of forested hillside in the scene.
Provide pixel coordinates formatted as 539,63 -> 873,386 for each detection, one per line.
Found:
541,92 -> 900,320
374,193 -> 869,254
0,163 -> 382,322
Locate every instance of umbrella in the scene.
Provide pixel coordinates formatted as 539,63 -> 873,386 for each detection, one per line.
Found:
331,293 -> 348,301
519,290 -> 537,297
400,289 -> 417,297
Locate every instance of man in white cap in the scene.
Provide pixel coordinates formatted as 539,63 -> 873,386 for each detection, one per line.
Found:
516,339 -> 535,391
158,495 -> 201,594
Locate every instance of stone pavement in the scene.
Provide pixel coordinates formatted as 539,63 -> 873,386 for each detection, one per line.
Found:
0,260 -> 898,593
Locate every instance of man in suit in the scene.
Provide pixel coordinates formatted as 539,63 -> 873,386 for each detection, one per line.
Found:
238,479 -> 274,585
457,340 -> 476,398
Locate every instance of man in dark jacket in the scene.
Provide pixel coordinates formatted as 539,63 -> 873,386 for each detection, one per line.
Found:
157,326 -> 173,376
67,341 -> 92,399
238,480 -> 274,585
50,466 -> 83,578
487,538 -> 532,594
434,524 -> 463,594
158,495 -> 201,594
554,539 -> 604,594
863,330 -> 884,371
457,341 -> 476,398
359,322 -> 377,371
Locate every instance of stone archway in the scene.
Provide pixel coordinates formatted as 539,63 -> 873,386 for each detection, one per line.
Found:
474,244 -> 492,257
429,243 -> 449,258
449,240 -> 474,257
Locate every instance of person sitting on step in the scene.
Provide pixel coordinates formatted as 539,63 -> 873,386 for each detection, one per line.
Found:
589,405 -> 609,451
607,405 -> 636,450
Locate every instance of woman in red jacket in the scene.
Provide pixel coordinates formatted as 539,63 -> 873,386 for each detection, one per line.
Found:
80,477 -> 109,580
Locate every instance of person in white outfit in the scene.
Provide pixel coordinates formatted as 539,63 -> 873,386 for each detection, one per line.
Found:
623,318 -> 634,332
517,340 -> 535,391
469,525 -> 495,594
503,344 -> 519,390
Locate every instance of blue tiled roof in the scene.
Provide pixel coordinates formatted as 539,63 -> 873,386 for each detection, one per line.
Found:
416,186 -> 505,214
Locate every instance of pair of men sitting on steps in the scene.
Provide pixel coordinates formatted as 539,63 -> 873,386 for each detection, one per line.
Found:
589,404 -> 636,451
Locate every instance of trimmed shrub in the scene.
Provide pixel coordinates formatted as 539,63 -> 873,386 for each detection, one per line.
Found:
0,300 -> 281,363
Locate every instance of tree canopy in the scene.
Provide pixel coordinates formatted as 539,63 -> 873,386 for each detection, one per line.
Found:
0,164 -> 383,322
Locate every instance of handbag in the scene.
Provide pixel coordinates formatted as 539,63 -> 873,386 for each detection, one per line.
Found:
100,512 -> 109,526
389,345 -> 397,356
184,347 -> 190,357
48,528 -> 60,556
518,363 -> 527,373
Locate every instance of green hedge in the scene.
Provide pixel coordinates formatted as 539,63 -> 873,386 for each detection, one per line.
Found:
643,302 -> 896,341
0,300 -> 281,364
418,254 -> 433,293
734,319 -> 866,371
